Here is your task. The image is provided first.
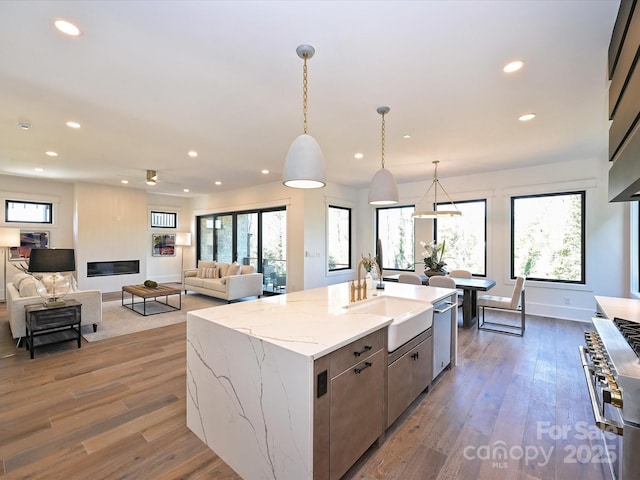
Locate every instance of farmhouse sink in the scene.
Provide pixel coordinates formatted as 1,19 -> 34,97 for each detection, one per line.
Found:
345,295 -> 434,351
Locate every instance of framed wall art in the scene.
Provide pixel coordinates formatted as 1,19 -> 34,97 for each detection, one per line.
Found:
8,231 -> 50,261
152,233 -> 176,256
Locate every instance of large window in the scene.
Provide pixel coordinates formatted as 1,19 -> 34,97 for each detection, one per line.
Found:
511,191 -> 585,283
435,199 -> 487,276
328,205 -> 351,271
376,206 -> 415,271
5,200 -> 52,224
197,207 -> 286,280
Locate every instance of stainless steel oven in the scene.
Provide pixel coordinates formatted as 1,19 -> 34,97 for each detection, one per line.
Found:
580,317 -> 640,480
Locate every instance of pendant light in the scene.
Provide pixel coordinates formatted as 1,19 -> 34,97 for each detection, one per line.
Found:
412,160 -> 461,218
368,106 -> 398,205
283,45 -> 326,189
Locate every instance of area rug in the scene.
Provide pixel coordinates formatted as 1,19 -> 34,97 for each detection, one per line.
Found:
81,293 -> 227,342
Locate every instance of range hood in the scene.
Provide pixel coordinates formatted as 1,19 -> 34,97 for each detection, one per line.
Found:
609,123 -> 640,202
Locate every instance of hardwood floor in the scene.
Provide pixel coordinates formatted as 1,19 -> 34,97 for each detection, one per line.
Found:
0,300 -> 609,479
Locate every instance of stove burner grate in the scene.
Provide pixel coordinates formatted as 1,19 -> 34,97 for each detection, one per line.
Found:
613,317 -> 640,357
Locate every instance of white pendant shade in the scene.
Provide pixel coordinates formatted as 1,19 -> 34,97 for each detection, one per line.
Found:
368,167 -> 399,205
282,134 -> 326,189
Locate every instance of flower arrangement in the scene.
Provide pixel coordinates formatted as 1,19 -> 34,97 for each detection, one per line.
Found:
361,254 -> 375,273
419,240 -> 447,275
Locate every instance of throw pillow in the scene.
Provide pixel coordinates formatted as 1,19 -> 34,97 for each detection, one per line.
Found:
217,263 -> 230,277
202,267 -> 217,278
18,277 -> 38,297
227,263 -> 241,276
197,261 -> 215,278
12,272 -> 32,289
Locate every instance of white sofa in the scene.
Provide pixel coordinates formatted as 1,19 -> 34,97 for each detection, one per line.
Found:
183,261 -> 263,302
6,273 -> 103,341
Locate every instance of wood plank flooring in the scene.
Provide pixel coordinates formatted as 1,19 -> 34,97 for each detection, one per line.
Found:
0,298 -> 610,479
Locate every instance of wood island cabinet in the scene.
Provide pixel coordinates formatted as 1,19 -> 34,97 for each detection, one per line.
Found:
387,328 -> 433,428
314,329 -> 386,480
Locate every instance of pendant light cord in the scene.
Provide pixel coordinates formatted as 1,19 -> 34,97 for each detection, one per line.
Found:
380,111 -> 386,169
302,56 -> 308,134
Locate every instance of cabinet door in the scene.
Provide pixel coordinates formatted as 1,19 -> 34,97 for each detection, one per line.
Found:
387,336 -> 433,428
411,335 -> 433,400
433,307 -> 452,380
330,349 -> 384,480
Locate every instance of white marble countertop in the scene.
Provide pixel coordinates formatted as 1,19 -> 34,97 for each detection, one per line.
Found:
188,281 -> 456,359
595,295 -> 640,323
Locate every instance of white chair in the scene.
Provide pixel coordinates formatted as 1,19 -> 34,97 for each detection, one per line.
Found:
427,275 -> 456,289
448,269 -> 471,307
398,273 -> 423,285
477,276 -> 526,336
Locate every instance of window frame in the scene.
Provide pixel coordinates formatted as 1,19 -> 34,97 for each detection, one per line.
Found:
510,190 -> 586,284
5,200 -> 53,224
150,211 -> 177,228
327,204 -> 352,272
375,204 -> 416,272
434,198 -> 487,277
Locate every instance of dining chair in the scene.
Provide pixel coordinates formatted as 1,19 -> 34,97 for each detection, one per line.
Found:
448,269 -> 471,307
398,273 -> 423,285
427,275 -> 456,289
477,276 -> 526,336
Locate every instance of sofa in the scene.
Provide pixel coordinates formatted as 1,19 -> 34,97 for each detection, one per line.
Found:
182,261 -> 263,302
6,272 -> 103,342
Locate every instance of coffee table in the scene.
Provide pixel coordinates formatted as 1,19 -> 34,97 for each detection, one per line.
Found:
121,284 -> 182,316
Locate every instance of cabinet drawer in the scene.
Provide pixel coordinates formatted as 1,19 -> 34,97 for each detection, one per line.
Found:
26,307 -> 81,331
329,329 -> 384,376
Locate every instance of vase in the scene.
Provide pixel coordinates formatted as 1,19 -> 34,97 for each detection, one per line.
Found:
424,269 -> 445,277
366,273 -> 375,290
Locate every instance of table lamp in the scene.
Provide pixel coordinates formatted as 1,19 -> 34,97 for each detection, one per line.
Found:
0,227 -> 21,303
28,248 -> 76,307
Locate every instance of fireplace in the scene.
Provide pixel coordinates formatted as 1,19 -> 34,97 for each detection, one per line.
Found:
87,260 -> 140,277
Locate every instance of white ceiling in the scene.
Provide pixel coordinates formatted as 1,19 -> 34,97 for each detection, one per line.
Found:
0,0 -> 620,197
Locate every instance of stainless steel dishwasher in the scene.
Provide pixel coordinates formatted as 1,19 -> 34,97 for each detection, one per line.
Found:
432,295 -> 457,380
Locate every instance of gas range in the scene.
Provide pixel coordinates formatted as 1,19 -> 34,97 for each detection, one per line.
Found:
580,317 -> 640,480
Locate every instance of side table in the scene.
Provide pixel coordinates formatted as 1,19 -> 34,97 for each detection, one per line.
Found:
24,299 -> 82,359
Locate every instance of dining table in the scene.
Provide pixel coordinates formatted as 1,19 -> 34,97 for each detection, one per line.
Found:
383,274 -> 496,329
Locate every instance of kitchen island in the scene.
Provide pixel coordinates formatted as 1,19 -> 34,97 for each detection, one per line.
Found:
186,282 -> 456,480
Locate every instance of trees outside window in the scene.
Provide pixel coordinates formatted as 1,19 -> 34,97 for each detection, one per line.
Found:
435,199 -> 487,276
511,191 -> 585,283
376,206 -> 415,271
328,205 -> 351,271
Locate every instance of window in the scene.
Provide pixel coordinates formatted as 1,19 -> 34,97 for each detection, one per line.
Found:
511,191 -> 585,283
376,206 -> 415,270
5,200 -> 52,224
328,205 -> 351,271
150,211 -> 176,228
435,199 -> 487,276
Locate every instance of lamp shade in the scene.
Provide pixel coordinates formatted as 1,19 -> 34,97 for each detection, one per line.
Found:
368,167 -> 399,205
175,232 -> 192,246
0,227 -> 21,247
28,248 -> 76,273
283,134 -> 326,189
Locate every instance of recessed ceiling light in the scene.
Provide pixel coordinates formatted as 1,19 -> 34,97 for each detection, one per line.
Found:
188,150 -> 198,158
183,188 -> 190,193
261,169 -> 269,175
354,153 -> 364,159
402,134 -> 411,139
45,151 -> 58,157
34,168 -> 43,172
54,19 -> 81,36
66,121 -> 81,129
121,179 -> 129,184
214,181 -> 222,186
518,113 -> 536,122
17,121 -> 32,130
504,60 -> 524,73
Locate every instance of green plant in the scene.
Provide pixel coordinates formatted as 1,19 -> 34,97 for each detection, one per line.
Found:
361,254 -> 374,272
